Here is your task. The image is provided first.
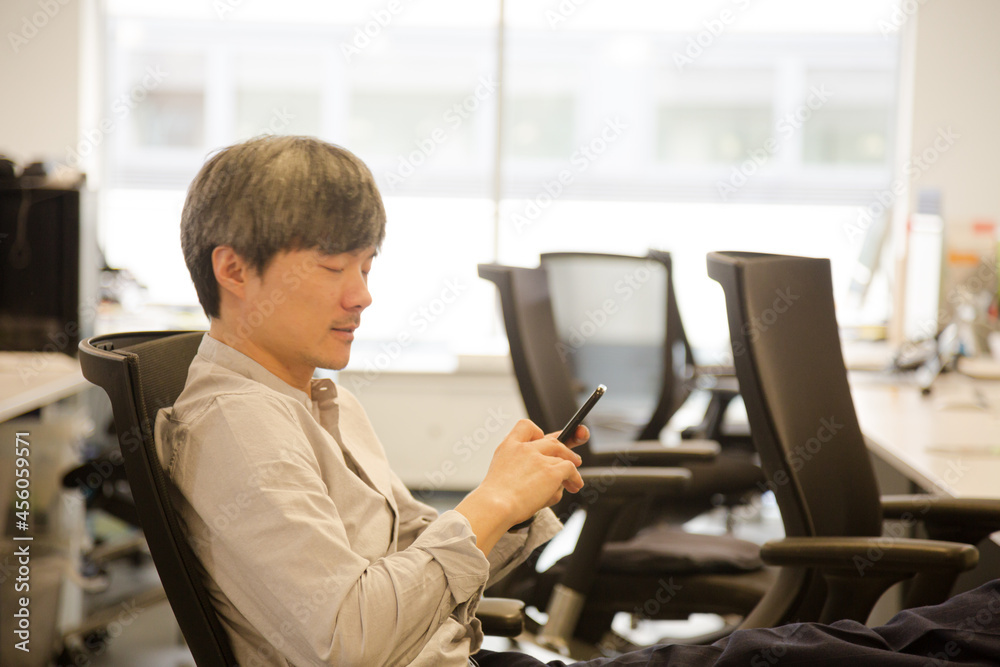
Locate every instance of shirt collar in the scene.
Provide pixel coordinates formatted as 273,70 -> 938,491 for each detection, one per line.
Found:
196,333 -> 338,409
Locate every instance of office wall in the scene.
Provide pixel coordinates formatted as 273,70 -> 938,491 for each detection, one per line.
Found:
909,0 -> 1000,228
887,0 -> 1000,344
0,0 -> 80,164
0,0 -> 101,170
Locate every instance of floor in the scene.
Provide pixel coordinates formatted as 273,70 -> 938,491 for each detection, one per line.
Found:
71,491 -> 783,666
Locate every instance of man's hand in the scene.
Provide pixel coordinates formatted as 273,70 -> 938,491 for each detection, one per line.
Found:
482,420 -> 588,522
455,419 -> 589,557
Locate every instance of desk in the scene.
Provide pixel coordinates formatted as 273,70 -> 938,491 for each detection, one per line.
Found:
851,369 -> 1000,612
0,351 -> 90,666
0,351 -> 89,422
851,370 -> 1000,498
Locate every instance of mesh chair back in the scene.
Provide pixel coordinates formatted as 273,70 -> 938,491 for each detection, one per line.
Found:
541,251 -> 694,442
648,250 -> 700,426
478,264 -> 587,450
78,331 -> 237,667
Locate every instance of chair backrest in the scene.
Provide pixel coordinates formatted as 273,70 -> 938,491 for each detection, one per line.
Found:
541,251 -> 695,442
647,250 -> 700,432
78,331 -> 237,667
707,252 -> 882,538
478,263 -> 580,436
707,252 -> 884,624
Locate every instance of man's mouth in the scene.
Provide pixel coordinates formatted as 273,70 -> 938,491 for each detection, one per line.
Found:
331,323 -> 359,337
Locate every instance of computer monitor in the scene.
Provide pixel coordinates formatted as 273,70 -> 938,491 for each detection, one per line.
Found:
902,188 -> 945,344
0,183 -> 82,355
847,204 -> 891,309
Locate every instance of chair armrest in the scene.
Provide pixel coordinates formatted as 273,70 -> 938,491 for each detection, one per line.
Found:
687,377 -> 739,395
694,363 -> 736,378
577,466 -> 692,497
679,384 -> 747,444
759,536 -> 978,624
476,597 -> 525,637
881,495 -> 1000,607
588,440 -> 718,468
706,381 -> 740,396
759,536 -> 978,574
881,494 -> 1000,544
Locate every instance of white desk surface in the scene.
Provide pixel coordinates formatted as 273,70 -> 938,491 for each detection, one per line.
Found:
0,352 -> 89,422
851,370 -> 1000,499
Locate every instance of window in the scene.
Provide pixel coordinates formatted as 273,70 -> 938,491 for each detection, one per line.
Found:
98,0 -> 903,366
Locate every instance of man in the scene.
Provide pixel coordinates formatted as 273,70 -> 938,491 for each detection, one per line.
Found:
157,134 -> 585,666
158,135 -> 1000,666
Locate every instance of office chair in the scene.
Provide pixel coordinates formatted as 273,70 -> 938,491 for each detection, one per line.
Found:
481,260 -> 763,526
707,251 -> 1000,626
78,331 -> 238,666
77,330 -> 531,666
540,250 -> 751,452
478,264 -> 775,655
539,250 -> 762,525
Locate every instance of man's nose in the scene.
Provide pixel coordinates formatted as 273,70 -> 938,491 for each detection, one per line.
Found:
345,271 -> 372,310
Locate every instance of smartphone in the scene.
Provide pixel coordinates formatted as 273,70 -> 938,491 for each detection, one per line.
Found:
557,384 -> 606,443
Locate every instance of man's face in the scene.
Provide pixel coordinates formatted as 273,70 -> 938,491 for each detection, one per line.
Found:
238,246 -> 375,382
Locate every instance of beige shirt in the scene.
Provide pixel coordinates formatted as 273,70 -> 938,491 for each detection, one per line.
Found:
154,334 -> 561,666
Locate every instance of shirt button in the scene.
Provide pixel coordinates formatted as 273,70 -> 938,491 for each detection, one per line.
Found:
311,378 -> 338,408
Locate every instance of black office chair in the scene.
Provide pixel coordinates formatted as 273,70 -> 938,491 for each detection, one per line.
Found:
540,250 -> 751,452
539,251 -> 762,525
707,251 -> 1000,626
479,264 -> 775,655
481,260 -> 763,526
78,331 -> 238,666
77,330 -> 531,666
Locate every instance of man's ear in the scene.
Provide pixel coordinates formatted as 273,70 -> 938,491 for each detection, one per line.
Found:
211,245 -> 253,303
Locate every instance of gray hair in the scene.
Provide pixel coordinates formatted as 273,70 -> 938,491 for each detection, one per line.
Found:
180,135 -> 386,319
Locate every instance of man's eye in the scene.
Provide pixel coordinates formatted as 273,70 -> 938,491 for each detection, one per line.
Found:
324,267 -> 344,274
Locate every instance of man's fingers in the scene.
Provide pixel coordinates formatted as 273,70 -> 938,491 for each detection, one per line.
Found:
558,460 -> 584,492
569,425 -> 589,447
510,418 -> 545,442
535,437 -> 583,465
544,425 -> 590,447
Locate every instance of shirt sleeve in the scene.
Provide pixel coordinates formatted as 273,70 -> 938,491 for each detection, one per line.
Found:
485,508 -> 563,587
389,471 -> 563,588
334,382 -> 562,586
167,392 -> 493,666
389,471 -> 439,552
